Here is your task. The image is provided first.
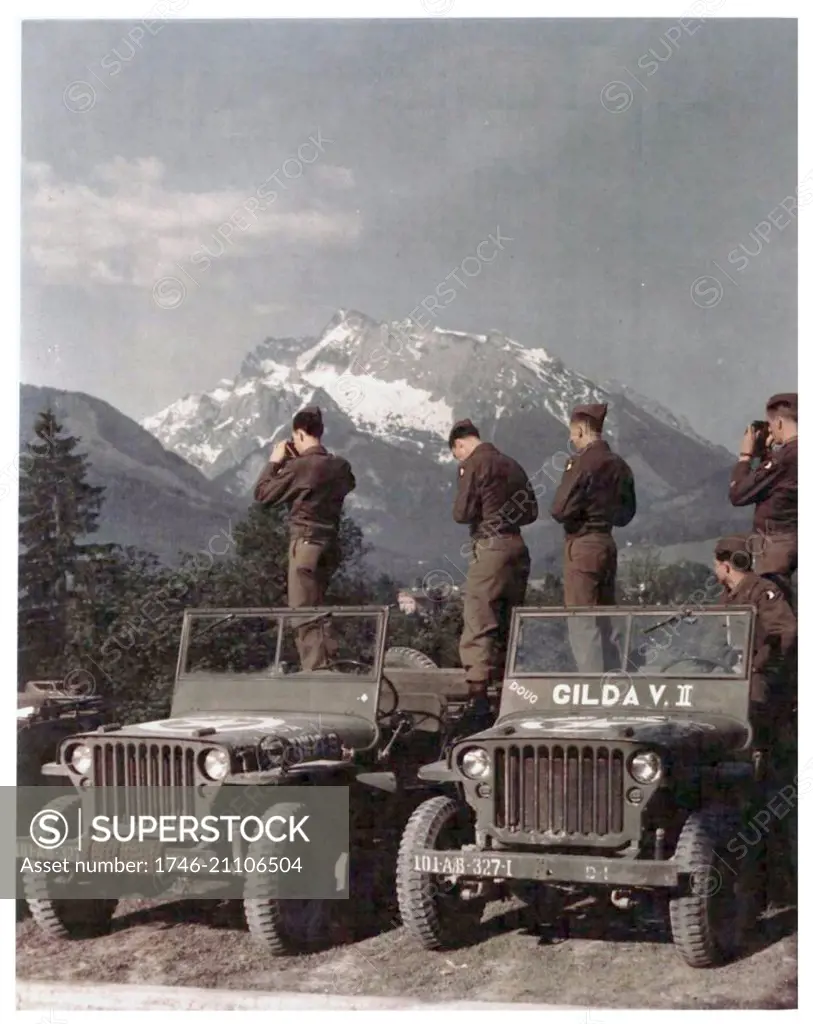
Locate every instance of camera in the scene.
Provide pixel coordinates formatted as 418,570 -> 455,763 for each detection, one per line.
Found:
751,420 -> 771,459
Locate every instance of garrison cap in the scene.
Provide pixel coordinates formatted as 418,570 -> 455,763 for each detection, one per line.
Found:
448,418 -> 480,447
766,392 -> 797,412
714,534 -> 752,571
571,402 -> 608,429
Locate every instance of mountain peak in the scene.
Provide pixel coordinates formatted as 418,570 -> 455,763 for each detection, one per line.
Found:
143,308 -> 730,501
135,310 -> 738,572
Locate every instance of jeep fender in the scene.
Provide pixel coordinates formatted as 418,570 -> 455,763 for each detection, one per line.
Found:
417,760 -> 455,783
355,771 -> 397,793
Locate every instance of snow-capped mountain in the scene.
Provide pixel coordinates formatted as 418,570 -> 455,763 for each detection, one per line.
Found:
143,310 -> 743,573
141,333 -> 319,478
601,378 -> 729,453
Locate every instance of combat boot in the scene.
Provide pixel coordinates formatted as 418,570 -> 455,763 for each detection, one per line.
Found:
450,692 -> 496,741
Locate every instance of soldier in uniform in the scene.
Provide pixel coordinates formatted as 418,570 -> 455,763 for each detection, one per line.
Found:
714,534 -> 797,736
729,393 -> 797,599
254,406 -> 355,670
713,534 -> 797,903
449,419 -> 538,733
551,403 -> 636,672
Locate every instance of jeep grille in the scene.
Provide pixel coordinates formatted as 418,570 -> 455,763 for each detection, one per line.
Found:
493,744 -> 625,837
90,740 -> 199,817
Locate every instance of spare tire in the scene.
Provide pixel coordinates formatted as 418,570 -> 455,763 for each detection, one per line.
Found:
384,647 -> 438,670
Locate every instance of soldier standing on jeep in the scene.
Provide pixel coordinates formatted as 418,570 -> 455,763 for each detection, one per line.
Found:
729,392 -> 797,599
713,534 -> 797,742
253,406 -> 356,670
551,402 -> 636,672
449,419 -> 538,734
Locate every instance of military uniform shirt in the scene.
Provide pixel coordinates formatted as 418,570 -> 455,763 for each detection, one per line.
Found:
720,571 -> 797,677
253,445 -> 356,535
729,437 -> 797,534
453,442 -> 538,540
551,440 -> 636,536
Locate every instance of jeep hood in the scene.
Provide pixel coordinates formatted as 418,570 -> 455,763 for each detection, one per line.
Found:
471,713 -> 751,754
103,711 -> 376,750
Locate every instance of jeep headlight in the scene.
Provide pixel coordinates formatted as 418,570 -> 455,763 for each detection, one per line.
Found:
69,743 -> 92,776
460,747 -> 491,780
629,750 -> 662,785
202,748 -> 230,781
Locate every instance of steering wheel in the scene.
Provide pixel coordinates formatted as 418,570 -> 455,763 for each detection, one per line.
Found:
325,659 -> 372,674
661,656 -> 731,674
324,660 -> 400,717
378,673 -> 400,717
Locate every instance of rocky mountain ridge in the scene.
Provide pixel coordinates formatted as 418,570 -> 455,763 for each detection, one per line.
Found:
142,310 -> 746,573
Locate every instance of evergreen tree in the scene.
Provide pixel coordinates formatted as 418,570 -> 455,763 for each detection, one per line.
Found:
205,503 -> 290,607
64,545 -> 170,697
18,410 -> 106,682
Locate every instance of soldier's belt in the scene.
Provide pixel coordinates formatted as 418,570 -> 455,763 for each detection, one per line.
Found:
289,528 -> 337,543
472,529 -> 523,541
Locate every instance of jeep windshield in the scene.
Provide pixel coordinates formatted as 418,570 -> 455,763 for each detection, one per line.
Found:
501,608 -> 755,721
177,607 -> 387,681
509,608 -> 753,678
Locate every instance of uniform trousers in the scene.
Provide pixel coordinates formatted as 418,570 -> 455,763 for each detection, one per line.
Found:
563,532 -> 620,673
460,534 -> 531,690
287,535 -> 339,670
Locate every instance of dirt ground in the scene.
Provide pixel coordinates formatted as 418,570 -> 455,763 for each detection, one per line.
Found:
16,890 -> 797,1009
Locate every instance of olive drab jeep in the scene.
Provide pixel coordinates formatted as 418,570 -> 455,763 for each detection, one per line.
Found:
397,605 -> 795,969
17,681 -> 106,787
24,606 -> 472,953
16,681 -> 107,919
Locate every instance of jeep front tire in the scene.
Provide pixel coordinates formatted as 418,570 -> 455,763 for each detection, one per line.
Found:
24,882 -> 118,939
23,794 -> 118,939
396,795 -> 484,950
243,800 -> 330,955
669,808 -> 759,968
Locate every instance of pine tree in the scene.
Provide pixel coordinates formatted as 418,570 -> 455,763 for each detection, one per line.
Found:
18,409 -> 106,681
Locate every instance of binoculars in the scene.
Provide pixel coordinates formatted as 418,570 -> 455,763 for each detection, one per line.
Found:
750,420 -> 771,459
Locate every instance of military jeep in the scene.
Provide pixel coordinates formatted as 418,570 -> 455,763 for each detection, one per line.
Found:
25,605 -> 470,952
397,605 -> 792,969
17,680 -> 106,787
16,681 -> 107,918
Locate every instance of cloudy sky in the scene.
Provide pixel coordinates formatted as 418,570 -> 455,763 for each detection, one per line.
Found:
21,18 -> 797,445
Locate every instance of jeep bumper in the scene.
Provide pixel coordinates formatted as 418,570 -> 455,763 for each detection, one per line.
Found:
410,848 -> 682,887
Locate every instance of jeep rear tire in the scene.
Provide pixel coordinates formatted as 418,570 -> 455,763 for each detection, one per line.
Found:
243,800 -> 330,955
384,647 -> 439,670
396,795 -> 484,950
669,809 -> 759,968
